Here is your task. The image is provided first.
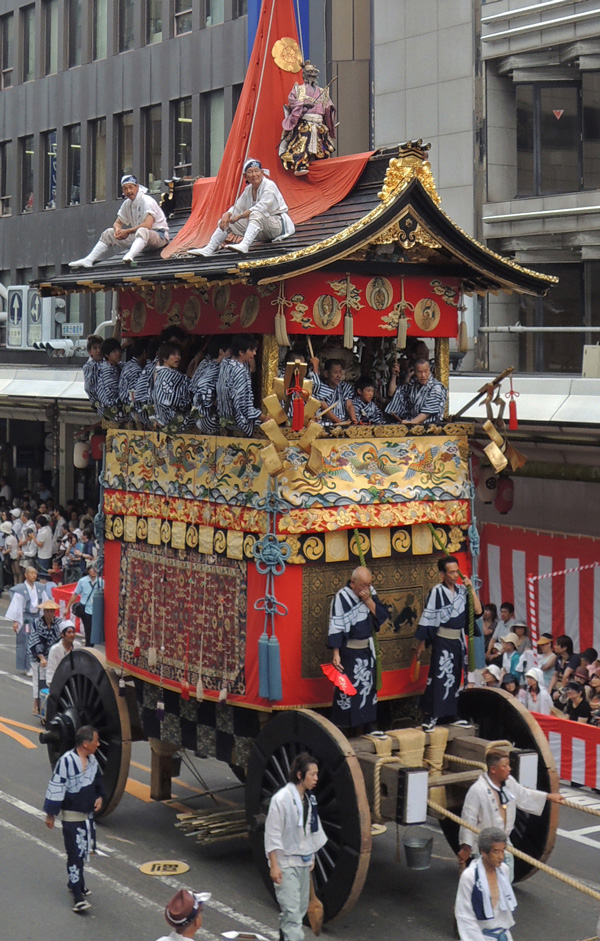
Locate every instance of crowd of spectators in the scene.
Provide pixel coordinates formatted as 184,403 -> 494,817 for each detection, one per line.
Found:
0,481 -> 98,593
83,331 -> 448,435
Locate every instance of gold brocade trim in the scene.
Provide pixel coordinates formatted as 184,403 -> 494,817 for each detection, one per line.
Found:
261,333 -> 280,401
104,514 -> 467,563
435,337 -> 450,419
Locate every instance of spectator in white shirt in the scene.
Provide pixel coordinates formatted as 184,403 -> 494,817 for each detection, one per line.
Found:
33,515 -> 54,575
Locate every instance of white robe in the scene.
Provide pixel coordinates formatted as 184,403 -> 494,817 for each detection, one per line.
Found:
459,773 -> 547,852
455,860 -> 515,940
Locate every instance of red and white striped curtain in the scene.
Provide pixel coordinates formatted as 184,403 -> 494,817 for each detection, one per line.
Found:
479,523 -> 600,653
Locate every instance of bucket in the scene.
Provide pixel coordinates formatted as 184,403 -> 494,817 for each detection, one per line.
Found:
403,827 -> 433,870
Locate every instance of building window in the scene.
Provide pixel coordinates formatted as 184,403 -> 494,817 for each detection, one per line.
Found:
66,124 -> 81,205
146,0 -> 162,44
174,1 -> 192,36
22,5 -> 35,82
144,105 -> 162,194
516,80 -> 600,196
20,135 -> 35,213
44,0 -> 59,75
93,0 -> 108,60
206,0 -> 224,26
91,118 -> 107,202
0,142 -> 12,217
204,89 -> 224,176
0,13 -> 13,89
173,97 -> 192,175
117,111 -> 134,183
67,0 -> 83,67
234,0 -> 247,16
517,263 -> 600,373
119,0 -> 135,52
43,130 -> 57,209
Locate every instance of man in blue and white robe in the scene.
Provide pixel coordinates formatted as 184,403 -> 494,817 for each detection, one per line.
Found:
385,358 -> 446,427
216,335 -> 265,437
190,337 -> 231,434
118,339 -> 148,411
327,566 -> 389,729
415,555 -> 482,730
44,725 -> 105,912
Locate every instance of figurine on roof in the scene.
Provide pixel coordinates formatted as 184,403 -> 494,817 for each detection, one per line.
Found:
189,159 -> 295,257
279,61 -> 336,177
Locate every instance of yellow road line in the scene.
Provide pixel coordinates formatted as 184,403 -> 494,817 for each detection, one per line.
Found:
0,721 -> 37,749
130,759 -> 207,796
125,779 -> 153,802
0,716 -> 42,734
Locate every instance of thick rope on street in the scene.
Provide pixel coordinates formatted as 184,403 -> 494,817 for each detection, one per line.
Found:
562,798 -> 600,820
427,798 -> 600,904
445,755 -> 486,771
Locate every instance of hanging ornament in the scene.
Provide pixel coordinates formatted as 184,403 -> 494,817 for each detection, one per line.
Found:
476,466 -> 497,504
133,627 -> 141,659
457,290 -> 469,353
505,376 -> 519,431
286,367 -> 306,432
395,275 -> 414,350
195,671 -> 204,701
147,646 -> 157,669
272,282 -> 291,347
218,686 -> 228,703
343,274 -> 354,349
155,698 -> 165,721
118,667 -> 126,698
494,476 -> 514,515
180,679 -> 190,701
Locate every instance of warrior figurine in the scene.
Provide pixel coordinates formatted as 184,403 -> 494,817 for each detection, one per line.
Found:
279,61 -> 336,177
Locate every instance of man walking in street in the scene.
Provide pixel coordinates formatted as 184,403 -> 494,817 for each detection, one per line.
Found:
46,620 -> 76,687
156,889 -> 211,940
43,725 -> 105,913
457,748 -> 564,879
265,753 -> 328,941
455,826 -> 517,940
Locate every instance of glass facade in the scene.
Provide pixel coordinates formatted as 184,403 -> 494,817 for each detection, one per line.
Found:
174,97 -> 192,175
44,0 -> 59,76
93,0 -> 108,61
174,1 -> 193,36
20,135 -> 34,213
0,13 -> 13,89
117,111 -> 134,182
147,0 -> 163,44
119,0 -> 135,53
66,124 -> 81,205
0,141 -> 12,216
68,0 -> 83,68
91,118 -> 107,202
144,105 -> 162,193
43,129 -> 57,209
22,5 -> 35,82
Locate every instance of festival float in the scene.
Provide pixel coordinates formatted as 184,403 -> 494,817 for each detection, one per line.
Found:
36,0 -> 560,921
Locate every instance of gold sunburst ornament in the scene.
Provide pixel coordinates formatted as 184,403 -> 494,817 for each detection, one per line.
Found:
272,37 -> 303,72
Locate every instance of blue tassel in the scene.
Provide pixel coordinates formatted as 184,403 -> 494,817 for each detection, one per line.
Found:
258,631 -> 270,699
156,699 -> 165,721
267,635 -> 282,701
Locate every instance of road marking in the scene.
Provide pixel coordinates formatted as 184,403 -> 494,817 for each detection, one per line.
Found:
0,668 -> 32,687
557,825 -> 600,850
0,715 -> 43,733
131,759 -> 207,795
0,817 -> 218,940
0,788 -> 278,938
125,778 -> 153,802
0,721 -> 37,748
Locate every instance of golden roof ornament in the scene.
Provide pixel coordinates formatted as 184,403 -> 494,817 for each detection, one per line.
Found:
272,37 -> 303,73
378,140 -> 441,206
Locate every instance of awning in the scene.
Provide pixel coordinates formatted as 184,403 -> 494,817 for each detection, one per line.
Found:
450,375 -> 600,426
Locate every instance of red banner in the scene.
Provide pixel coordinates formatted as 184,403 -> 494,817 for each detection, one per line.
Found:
535,712 -> 600,788
120,273 -> 460,340
479,523 -> 600,653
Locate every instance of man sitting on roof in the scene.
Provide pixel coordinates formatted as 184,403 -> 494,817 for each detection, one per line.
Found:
280,61 -> 336,177
69,175 -> 169,268
189,160 -> 295,257
385,358 -> 446,427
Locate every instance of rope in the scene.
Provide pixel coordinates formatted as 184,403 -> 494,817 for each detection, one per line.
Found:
562,798 -> 600,820
428,523 -> 476,672
445,755 -> 486,771
236,0 -> 276,203
373,756 -> 405,821
427,798 -> 600,904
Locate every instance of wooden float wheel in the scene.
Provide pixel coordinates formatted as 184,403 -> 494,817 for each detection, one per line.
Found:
245,709 -> 372,923
439,687 -> 560,882
44,649 -> 132,819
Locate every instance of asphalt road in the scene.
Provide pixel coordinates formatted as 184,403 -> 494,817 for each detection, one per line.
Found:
1,606 -> 600,941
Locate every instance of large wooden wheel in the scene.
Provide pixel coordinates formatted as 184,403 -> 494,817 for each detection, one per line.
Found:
42,649 -> 132,818
439,686 -> 560,882
245,709 -> 371,923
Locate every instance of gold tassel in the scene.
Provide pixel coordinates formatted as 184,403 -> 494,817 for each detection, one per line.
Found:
397,314 -> 408,350
147,646 -> 157,669
343,312 -> 353,349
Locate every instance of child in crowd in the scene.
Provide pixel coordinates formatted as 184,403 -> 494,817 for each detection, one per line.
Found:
351,377 -> 384,424
318,359 -> 356,424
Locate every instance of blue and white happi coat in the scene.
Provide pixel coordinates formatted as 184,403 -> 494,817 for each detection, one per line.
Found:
191,356 -> 221,433
328,583 -> 389,728
385,375 -> 446,425
216,357 -> 261,436
152,366 -> 191,427
318,380 -> 355,422
97,361 -> 122,413
118,357 -> 143,406
416,582 -> 468,720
